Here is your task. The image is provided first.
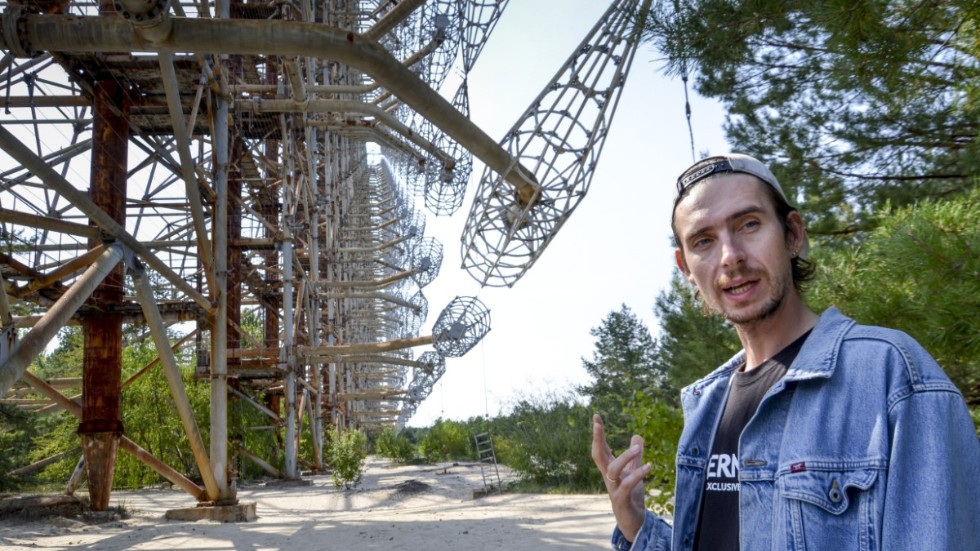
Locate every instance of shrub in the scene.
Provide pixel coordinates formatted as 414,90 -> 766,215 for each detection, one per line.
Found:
627,391 -> 684,516
418,418 -> 471,463
374,427 -> 416,463
492,392 -> 600,490
328,427 -> 367,489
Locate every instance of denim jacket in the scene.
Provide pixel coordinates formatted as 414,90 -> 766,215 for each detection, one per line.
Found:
613,307 -> 980,551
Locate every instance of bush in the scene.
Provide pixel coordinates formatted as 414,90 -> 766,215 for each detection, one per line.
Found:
492,393 -> 600,490
418,419 -> 472,463
627,391 -> 684,516
328,427 -> 367,489
374,427 -> 416,463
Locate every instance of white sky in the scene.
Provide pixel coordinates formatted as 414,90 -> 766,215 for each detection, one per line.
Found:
406,0 -> 731,427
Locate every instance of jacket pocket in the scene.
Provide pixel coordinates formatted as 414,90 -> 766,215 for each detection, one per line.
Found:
778,467 -> 879,551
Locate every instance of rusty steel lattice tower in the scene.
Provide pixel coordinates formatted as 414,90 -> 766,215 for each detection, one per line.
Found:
0,0 -> 650,513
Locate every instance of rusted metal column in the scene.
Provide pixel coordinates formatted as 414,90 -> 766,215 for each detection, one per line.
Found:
78,44 -> 128,510
226,124 -> 245,484
210,94 -> 234,500
262,59 -> 281,352
282,200 -> 297,478
224,52 -> 244,440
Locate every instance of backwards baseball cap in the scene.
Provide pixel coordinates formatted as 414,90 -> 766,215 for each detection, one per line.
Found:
673,153 -> 809,258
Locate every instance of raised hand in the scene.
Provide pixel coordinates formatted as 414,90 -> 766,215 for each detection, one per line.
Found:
591,413 -> 651,542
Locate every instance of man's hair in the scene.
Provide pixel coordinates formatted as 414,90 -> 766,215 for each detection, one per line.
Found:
760,183 -> 816,292
672,175 -> 816,292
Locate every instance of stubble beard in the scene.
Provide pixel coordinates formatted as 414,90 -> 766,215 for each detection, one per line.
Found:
704,267 -> 791,328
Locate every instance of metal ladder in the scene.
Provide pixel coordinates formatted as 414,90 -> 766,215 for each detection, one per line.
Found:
473,432 -> 501,493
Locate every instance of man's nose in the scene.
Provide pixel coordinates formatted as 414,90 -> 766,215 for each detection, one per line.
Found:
719,233 -> 745,267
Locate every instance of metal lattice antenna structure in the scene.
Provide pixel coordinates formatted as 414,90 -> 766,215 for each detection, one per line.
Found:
410,236 -> 444,288
459,0 -> 512,73
461,0 -> 652,287
298,295 -> 488,427
432,295 -> 492,357
423,83 -> 473,216
420,0 -> 510,217
0,0 -> 646,515
395,349 -> 446,430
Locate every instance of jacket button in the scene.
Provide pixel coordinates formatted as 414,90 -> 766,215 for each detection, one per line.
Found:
828,479 -> 842,503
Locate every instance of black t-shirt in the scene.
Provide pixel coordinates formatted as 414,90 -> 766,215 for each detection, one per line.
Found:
693,331 -> 810,551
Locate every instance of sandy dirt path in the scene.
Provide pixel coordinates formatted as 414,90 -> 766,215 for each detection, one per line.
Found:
0,458 -> 617,550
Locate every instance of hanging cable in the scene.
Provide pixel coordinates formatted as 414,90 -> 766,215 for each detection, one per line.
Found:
672,0 -> 696,162
481,337 -> 489,419
681,61 -> 695,162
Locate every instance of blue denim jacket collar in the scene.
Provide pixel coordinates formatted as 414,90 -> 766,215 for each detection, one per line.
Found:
682,306 -> 854,402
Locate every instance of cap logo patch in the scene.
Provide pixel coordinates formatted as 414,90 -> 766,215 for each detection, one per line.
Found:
678,160 -> 734,191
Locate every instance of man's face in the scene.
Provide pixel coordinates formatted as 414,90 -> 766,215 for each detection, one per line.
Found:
673,174 -> 798,327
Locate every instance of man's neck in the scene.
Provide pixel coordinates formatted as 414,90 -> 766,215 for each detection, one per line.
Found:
735,293 -> 819,371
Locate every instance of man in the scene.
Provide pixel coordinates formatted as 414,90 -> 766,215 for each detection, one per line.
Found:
592,153 -> 980,550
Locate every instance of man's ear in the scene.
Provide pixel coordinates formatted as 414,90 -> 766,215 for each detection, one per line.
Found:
675,249 -> 692,279
786,211 -> 807,253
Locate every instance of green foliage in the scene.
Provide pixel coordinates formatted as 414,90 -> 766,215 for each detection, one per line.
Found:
31,327 -> 83,381
15,327 -> 85,487
626,392 -> 684,516
228,389 -> 281,480
328,427 -> 367,489
578,305 -> 666,450
374,427 -> 417,463
115,338 -> 211,489
641,0 -> 978,241
573,299 -> 704,510
493,392 -> 601,490
12,328 -> 219,490
27,412 -> 81,486
418,418 -> 472,463
0,404 -> 52,491
808,188 -> 980,408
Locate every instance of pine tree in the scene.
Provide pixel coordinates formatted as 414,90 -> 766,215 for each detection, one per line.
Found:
578,305 -> 665,449
808,187 -> 980,409
640,0 -> 979,241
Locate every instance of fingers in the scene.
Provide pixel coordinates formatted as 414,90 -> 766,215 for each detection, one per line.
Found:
620,459 -> 651,487
605,440 -> 644,485
591,414 -> 612,468
592,417 -> 647,489
591,422 -> 648,541
606,449 -> 650,542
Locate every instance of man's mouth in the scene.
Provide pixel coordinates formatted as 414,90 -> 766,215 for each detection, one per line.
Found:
724,281 -> 756,296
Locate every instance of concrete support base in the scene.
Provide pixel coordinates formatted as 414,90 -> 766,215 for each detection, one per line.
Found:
165,501 -> 257,522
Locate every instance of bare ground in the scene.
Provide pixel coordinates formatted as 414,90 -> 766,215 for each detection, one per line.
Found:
0,457 -> 616,550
